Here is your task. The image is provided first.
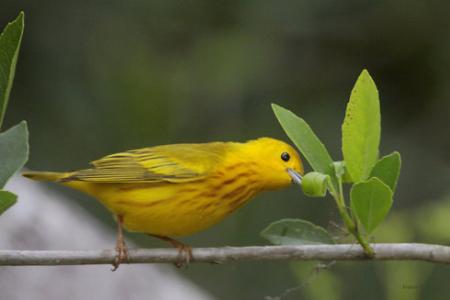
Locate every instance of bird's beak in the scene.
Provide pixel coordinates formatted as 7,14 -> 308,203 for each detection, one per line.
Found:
287,168 -> 302,185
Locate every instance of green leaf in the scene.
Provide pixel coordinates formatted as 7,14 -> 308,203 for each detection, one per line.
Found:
0,190 -> 17,215
341,69 -> 381,182
370,151 -> 401,193
0,12 -> 24,129
301,172 -> 330,197
261,218 -> 335,245
350,177 -> 393,234
272,104 -> 334,176
0,121 -> 29,188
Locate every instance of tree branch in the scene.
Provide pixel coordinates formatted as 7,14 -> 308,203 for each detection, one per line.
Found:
1,243 -> 449,266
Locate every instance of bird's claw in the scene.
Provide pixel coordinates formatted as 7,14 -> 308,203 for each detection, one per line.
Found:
174,244 -> 193,268
112,240 -> 128,271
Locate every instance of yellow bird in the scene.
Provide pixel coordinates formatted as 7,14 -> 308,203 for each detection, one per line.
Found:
23,137 -> 303,269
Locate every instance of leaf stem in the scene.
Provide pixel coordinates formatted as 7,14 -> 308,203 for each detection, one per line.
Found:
329,177 -> 374,257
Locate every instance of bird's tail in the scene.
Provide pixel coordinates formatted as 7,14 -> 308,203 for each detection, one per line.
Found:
23,170 -> 97,196
22,171 -> 68,182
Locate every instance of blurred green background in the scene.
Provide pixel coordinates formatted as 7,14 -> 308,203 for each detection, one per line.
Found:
2,1 -> 450,299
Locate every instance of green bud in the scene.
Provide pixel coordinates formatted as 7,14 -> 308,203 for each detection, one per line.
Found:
333,161 -> 353,183
301,172 -> 330,197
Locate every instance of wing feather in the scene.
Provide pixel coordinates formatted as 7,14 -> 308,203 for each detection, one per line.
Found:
62,142 -> 230,183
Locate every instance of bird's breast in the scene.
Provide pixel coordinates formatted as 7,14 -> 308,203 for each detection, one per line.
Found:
194,161 -> 262,215
96,161 -> 263,236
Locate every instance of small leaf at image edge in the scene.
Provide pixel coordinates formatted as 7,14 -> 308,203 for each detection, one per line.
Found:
0,190 -> 17,215
0,121 -> 29,188
0,12 -> 25,129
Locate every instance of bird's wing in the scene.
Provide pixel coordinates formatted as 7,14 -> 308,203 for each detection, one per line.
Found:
62,142 -> 229,183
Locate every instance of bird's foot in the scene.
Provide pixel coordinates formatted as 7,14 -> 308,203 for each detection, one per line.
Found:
111,214 -> 129,271
112,239 -> 128,271
173,242 -> 193,268
150,235 -> 193,268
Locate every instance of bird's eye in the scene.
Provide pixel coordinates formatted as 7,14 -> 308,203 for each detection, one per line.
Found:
281,152 -> 290,162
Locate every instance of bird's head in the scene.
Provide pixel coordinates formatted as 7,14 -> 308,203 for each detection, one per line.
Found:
243,137 -> 304,190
